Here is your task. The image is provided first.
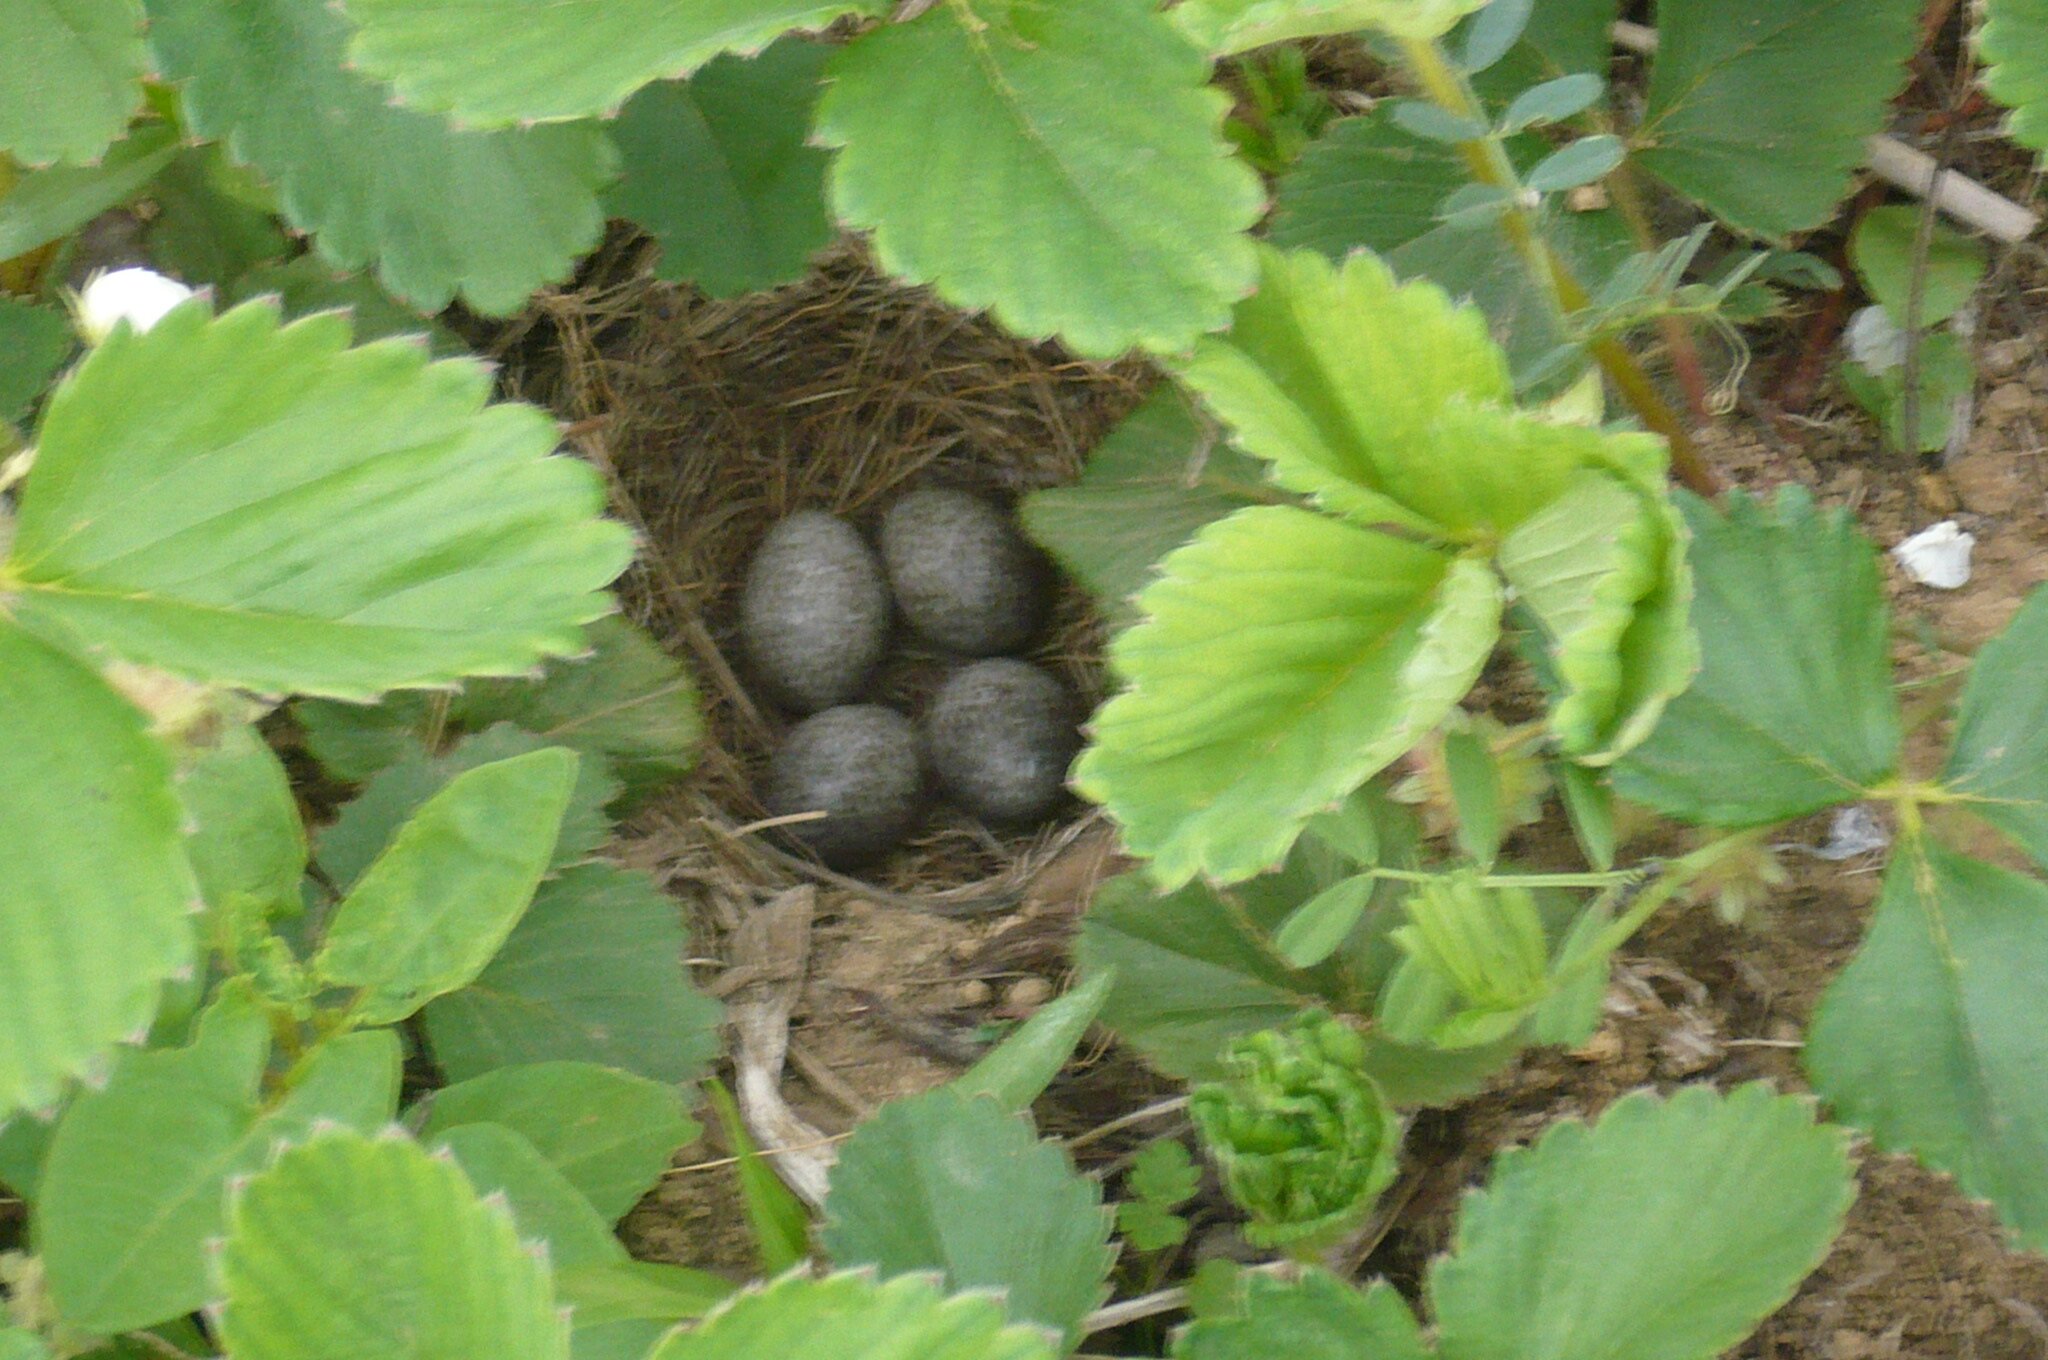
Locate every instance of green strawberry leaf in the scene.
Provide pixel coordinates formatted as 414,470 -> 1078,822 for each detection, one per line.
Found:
1498,471 -> 1696,762
144,146 -> 291,290
431,1122 -> 625,1270
821,1087 -> 1114,1350
178,722 -> 308,929
1634,0 -> 1922,239
1612,488 -> 1900,827
227,256 -> 465,355
39,985 -> 399,1332
0,297 -> 73,427
218,1128 -> 568,1360
1429,1084 -> 1855,1360
421,1061 -> 695,1221
313,749 -> 579,1026
1173,0 -> 1478,53
1175,1270 -> 1427,1360
1942,586 -> 2048,872
1848,205 -> 1988,329
297,614 -> 699,798
315,725 -> 617,891
649,1271 -> 1057,1360
0,0 -> 145,167
1175,247 -> 1663,540
1268,114 -> 1633,385
1807,843 -> 2048,1249
0,621 -> 195,1115
1074,504 -> 1501,888
1076,834 -> 1411,1082
0,1330 -> 50,1360
450,615 -> 701,801
3,299 -> 633,698
607,39 -> 836,298
556,1258 -> 733,1329
341,0 -> 881,126
814,0 -> 1262,357
144,0 -> 615,313
1020,388 -> 1285,629
1982,0 -> 2048,154
423,863 -> 723,1086
0,120 -> 177,261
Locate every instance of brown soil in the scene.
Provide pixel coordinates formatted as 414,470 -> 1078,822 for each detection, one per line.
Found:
507,202 -> 2048,1350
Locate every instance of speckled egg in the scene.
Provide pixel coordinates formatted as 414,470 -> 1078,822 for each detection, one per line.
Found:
739,511 -> 890,713
923,659 -> 1079,824
762,705 -> 926,866
879,489 -> 1048,655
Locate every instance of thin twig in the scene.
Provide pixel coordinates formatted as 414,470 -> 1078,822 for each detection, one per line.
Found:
1064,1096 -> 1190,1153
1081,1263 -> 1299,1336
1083,1285 -> 1191,1335
663,1130 -> 853,1177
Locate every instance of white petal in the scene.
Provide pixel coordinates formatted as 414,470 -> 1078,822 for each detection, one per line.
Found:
1891,520 -> 1975,589
75,267 -> 198,344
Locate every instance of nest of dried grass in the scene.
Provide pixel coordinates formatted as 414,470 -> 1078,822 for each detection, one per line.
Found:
496,235 -> 1147,918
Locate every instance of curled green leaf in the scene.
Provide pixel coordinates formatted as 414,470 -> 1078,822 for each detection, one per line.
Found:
1191,1010 -> 1401,1250
1379,872 -> 1551,1048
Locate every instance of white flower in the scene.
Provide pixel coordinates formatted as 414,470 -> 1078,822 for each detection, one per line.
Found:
73,267 -> 198,344
1892,520 -> 1975,589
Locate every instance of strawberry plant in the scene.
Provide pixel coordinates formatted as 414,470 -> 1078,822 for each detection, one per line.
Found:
0,290 -> 725,1355
3,0 -> 2045,1355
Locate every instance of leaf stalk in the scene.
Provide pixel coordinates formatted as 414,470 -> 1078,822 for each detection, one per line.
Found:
1394,37 -> 1722,497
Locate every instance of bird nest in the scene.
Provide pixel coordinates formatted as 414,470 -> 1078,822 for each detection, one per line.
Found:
496,236 -> 1147,914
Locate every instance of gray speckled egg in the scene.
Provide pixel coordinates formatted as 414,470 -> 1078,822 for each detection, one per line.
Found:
740,511 -> 890,713
924,659 -> 1079,824
879,489 -> 1048,655
763,705 -> 925,866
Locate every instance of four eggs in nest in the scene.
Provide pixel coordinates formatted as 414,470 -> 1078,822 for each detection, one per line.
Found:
741,488 -> 1082,868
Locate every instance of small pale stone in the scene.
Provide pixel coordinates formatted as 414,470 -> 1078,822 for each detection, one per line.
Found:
1984,380 -> 2033,420
1571,1029 -> 1623,1064
1004,976 -> 1053,1009
1981,337 -> 2027,379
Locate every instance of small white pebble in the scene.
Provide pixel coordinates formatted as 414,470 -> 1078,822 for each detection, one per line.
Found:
1892,520 -> 1976,589
1004,976 -> 1053,1010
74,267 -> 197,343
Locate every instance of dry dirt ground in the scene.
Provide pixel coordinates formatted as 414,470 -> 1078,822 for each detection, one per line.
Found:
498,224 -> 2048,1357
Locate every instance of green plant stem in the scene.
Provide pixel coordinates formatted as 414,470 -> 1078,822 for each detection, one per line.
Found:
1369,866 -> 1639,890
1581,827 -> 1772,962
1395,38 -> 1722,497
